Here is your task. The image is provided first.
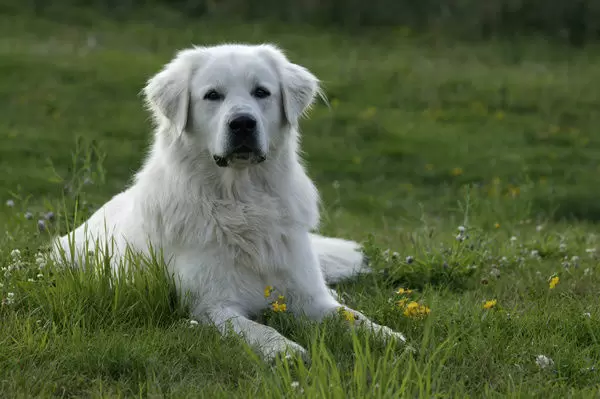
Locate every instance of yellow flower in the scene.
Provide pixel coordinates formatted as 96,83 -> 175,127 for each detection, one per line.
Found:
264,285 -> 274,298
271,302 -> 287,312
483,299 -> 497,309
396,298 -> 409,308
549,276 -> 559,289
451,167 -> 463,177
338,307 -> 356,322
494,223 -> 500,229
396,288 -> 413,295
402,301 -> 431,318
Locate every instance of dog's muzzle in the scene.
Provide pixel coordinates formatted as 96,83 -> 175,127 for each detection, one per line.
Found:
213,114 -> 267,167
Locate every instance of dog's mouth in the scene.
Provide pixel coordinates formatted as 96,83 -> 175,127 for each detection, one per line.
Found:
213,146 -> 267,167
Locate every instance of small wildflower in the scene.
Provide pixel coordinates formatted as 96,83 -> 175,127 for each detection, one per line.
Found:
339,307 -> 356,322
396,298 -> 409,308
584,268 -> 591,276
396,288 -> 413,295
483,299 -> 497,309
3,292 -> 15,305
10,249 -> 21,260
559,243 -> 567,252
585,248 -> 597,256
456,234 -> 465,242
405,256 -> 414,264
536,225 -> 544,232
264,285 -> 274,298
510,236 -> 517,243
549,276 -> 559,289
24,211 -> 33,220
451,167 -> 463,177
189,319 -> 199,327
530,250 -> 540,258
44,211 -> 55,221
583,312 -> 591,318
402,301 -> 431,319
271,302 -> 287,312
535,355 -> 554,370
27,278 -> 35,283
490,267 -> 501,279
458,225 -> 466,233
5,199 -> 14,207
494,223 -> 500,229
36,273 -> 43,279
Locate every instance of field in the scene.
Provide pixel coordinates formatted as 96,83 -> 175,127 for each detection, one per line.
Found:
1,6 -> 600,398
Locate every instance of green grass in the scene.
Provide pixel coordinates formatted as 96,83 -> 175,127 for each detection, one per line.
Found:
1,6 -> 600,398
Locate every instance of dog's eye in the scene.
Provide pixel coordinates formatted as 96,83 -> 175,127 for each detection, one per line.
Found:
252,87 -> 271,99
203,89 -> 224,101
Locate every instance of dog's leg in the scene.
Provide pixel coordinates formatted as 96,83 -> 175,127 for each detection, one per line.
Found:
309,233 -> 371,284
288,233 -> 407,344
205,307 -> 308,362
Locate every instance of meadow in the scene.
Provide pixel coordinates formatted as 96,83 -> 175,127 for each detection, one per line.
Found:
1,6 -> 600,398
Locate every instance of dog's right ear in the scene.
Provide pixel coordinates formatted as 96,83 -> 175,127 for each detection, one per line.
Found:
143,48 -> 204,137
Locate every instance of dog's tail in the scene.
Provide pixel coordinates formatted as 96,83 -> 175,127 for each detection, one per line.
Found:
310,233 -> 372,284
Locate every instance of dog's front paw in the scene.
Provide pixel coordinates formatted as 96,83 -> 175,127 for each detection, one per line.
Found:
262,339 -> 310,365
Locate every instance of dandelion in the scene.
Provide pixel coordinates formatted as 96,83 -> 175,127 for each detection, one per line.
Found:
535,355 -> 554,370
396,298 -> 409,308
264,285 -> 274,298
5,199 -> 14,207
483,299 -> 497,309
549,276 -> 559,289
339,307 -> 356,322
451,167 -> 463,177
271,302 -> 287,312
402,301 -> 431,319
271,295 -> 287,313
396,288 -> 413,295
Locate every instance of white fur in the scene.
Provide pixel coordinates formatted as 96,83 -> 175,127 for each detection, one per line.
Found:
52,43 -> 406,362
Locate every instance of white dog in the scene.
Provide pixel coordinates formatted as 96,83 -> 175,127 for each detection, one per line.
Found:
52,43 -> 406,361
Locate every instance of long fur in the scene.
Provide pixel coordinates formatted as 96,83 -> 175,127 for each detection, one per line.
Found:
52,43 -> 404,361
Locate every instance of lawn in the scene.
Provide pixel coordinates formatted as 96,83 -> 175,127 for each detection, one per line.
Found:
1,6 -> 600,398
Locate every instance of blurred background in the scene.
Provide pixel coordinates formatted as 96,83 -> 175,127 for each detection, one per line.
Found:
1,0 -> 599,242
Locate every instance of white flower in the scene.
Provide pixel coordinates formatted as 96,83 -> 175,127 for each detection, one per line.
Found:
535,355 -> 554,369
585,248 -> 596,256
405,255 -> 414,264
10,249 -> 21,260
189,319 -> 199,327
37,274 -> 44,279
5,199 -> 14,207
490,267 -> 501,278
583,312 -> 591,318
584,268 -> 592,276
27,278 -> 35,282
458,226 -> 466,233
530,250 -> 539,258
559,243 -> 567,252
536,225 -> 544,232
3,292 -> 15,305
456,234 -> 465,242
510,236 -> 517,243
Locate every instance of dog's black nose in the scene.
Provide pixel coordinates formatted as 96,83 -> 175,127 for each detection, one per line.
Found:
229,115 -> 257,134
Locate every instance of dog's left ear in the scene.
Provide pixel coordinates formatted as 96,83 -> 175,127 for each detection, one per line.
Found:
259,44 -> 321,126
143,48 -> 204,137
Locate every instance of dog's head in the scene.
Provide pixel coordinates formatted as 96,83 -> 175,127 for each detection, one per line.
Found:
143,43 -> 320,168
